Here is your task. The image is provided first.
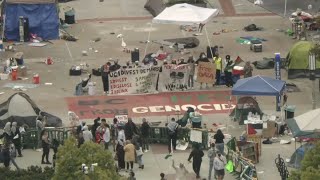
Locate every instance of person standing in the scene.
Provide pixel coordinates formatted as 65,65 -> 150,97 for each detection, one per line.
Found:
224,55 -> 234,87
124,140 -> 135,172
11,122 -> 22,157
187,144 -> 204,179
208,143 -> 217,180
103,124 -> 111,150
134,140 -> 144,169
101,62 -> 111,94
160,173 -> 167,180
0,122 -> 13,144
82,126 -> 93,142
124,118 -> 138,140
140,118 -> 150,152
91,117 -> 100,142
187,56 -> 195,89
196,52 -> 210,89
41,129 -> 51,164
96,119 -> 106,144
243,61 -> 253,78
213,54 -> 222,85
214,129 -> 225,155
116,139 -> 126,170
167,118 -> 178,154
118,126 -> 126,143
172,160 -> 188,180
111,118 -> 119,152
213,153 -> 227,180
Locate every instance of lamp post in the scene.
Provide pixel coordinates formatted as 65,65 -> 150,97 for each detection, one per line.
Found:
309,53 -> 316,109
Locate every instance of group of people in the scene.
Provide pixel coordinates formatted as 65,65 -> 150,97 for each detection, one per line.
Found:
98,46 -> 254,94
0,122 -> 24,170
76,117 -> 151,174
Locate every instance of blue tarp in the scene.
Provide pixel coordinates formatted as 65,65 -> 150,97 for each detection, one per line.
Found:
5,4 -> 59,41
231,75 -> 286,96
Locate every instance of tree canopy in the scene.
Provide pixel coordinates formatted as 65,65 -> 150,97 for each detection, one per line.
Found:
289,142 -> 320,180
53,137 -> 121,180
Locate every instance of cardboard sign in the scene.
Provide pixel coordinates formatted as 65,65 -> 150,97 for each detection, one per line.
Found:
158,64 -> 190,92
115,114 -> 128,124
197,62 -> 216,84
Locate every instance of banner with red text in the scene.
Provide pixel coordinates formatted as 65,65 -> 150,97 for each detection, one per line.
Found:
158,64 -> 190,92
197,62 -> 216,84
108,66 -> 161,95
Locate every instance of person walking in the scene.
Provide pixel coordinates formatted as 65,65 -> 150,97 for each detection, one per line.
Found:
208,143 -> 217,180
213,153 -> 227,180
243,61 -> 253,78
101,62 -> 111,94
140,118 -> 150,152
82,126 -> 93,142
11,122 -> 23,157
214,129 -> 225,155
116,139 -> 125,170
187,143 -> 204,179
41,129 -> 51,164
8,141 -> 20,170
187,56 -> 195,89
167,118 -> 178,154
124,140 -> 135,172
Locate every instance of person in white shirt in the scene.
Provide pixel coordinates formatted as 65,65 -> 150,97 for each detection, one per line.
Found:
117,126 -> 126,145
172,159 -> 188,180
82,126 -> 92,142
213,153 -> 227,180
103,124 -> 111,150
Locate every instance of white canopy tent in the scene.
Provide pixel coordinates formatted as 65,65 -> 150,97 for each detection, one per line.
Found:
144,3 -> 220,57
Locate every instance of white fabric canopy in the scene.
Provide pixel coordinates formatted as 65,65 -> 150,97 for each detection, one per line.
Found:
294,108 -> 320,131
152,3 -> 219,25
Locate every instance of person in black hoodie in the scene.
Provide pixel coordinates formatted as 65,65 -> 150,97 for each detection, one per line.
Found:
188,143 -> 204,179
140,118 -> 150,152
124,118 -> 138,140
91,117 -> 100,142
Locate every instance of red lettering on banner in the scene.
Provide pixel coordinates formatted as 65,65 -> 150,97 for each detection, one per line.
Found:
65,90 -> 235,120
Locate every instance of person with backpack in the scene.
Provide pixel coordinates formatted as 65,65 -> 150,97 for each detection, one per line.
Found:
208,143 -> 217,180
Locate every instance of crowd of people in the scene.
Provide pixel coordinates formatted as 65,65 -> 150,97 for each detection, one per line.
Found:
98,46 -> 254,94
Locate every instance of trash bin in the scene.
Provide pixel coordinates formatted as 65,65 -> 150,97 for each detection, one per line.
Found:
285,105 -> 296,119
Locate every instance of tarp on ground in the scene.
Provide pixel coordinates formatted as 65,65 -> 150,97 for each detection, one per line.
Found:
0,93 -> 62,128
5,4 -> 59,41
152,3 -> 219,25
287,41 -> 320,79
144,0 -> 165,17
287,108 -> 320,138
231,75 -> 286,96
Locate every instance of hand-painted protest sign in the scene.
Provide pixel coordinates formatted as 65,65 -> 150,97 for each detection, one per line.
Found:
115,114 -> 128,124
158,64 -> 190,92
197,62 -> 216,83
108,66 -> 161,95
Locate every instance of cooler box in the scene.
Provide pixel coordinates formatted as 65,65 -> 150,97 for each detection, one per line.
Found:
69,69 -> 81,76
232,66 -> 244,75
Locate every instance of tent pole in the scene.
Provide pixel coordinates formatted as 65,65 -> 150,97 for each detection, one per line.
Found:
204,26 -> 213,59
144,23 -> 153,58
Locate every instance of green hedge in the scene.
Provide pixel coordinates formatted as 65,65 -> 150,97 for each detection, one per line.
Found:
0,166 -> 54,180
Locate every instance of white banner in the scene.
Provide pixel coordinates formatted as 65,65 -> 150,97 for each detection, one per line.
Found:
158,64 -> 190,92
108,66 -> 161,95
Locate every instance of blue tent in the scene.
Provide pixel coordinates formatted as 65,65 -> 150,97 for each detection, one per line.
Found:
231,75 -> 286,96
4,0 -> 59,41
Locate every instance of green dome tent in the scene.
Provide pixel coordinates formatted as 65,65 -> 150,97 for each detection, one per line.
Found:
287,41 -> 320,79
